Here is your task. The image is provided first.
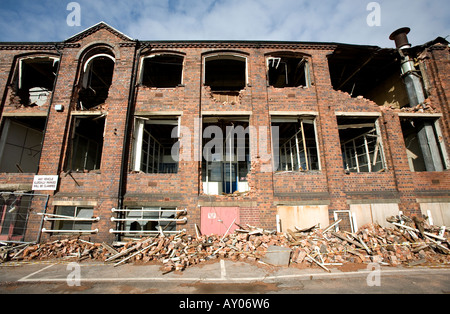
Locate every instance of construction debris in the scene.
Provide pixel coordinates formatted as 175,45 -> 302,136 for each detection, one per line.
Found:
1,214 -> 449,273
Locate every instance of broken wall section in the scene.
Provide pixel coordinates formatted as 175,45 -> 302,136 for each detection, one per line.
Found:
3,55 -> 59,116
328,46 -> 411,109
202,53 -> 251,108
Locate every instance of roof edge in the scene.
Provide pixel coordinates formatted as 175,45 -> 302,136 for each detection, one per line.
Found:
64,21 -> 134,43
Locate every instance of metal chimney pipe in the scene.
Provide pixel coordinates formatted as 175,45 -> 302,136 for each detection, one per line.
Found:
389,28 -> 444,172
389,27 -> 411,50
389,27 -> 424,108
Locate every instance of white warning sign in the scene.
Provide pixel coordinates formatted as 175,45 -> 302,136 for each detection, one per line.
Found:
32,175 -> 58,191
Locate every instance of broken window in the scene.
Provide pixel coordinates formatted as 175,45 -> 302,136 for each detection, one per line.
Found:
204,54 -> 247,95
66,116 -> 105,172
13,56 -> 59,106
272,116 -> 320,172
201,116 -> 250,195
140,54 -> 184,88
0,117 -> 45,173
78,49 -> 115,110
132,117 -> 179,174
49,206 -> 96,233
400,117 -> 447,172
0,193 -> 34,241
337,117 -> 385,173
111,207 -> 184,238
267,55 -> 310,88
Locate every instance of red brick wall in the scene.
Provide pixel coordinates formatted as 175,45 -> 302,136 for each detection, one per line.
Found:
0,30 -> 449,242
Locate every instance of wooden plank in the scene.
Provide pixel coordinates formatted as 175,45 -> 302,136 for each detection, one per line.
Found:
392,222 -> 446,241
306,254 -> 330,272
330,231 -> 365,250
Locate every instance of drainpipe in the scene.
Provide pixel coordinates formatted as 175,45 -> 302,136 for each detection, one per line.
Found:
116,40 -> 146,241
389,28 -> 443,172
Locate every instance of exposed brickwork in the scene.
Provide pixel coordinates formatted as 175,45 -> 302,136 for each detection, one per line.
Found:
0,23 -> 449,243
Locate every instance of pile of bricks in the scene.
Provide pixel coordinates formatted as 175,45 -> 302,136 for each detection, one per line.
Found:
1,214 -> 449,272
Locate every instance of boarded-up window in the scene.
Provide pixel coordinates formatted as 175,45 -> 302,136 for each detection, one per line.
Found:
276,205 -> 329,232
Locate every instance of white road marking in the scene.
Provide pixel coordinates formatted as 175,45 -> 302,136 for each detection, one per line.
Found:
15,263 -> 450,284
220,259 -> 227,280
18,264 -> 55,282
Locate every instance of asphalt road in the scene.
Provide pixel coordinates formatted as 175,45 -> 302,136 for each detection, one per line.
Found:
0,259 -> 449,295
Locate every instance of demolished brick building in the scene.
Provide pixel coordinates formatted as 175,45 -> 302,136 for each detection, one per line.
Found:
0,22 -> 448,244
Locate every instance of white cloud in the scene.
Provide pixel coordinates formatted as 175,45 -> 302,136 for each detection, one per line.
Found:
0,0 -> 448,47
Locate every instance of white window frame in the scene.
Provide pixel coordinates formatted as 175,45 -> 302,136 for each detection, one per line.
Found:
271,114 -> 321,172
110,207 -> 187,235
132,116 -> 181,173
42,206 -> 98,234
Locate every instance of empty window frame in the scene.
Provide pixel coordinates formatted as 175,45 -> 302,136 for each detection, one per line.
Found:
133,117 -> 180,174
111,207 -> 183,237
51,206 -> 96,232
267,55 -> 310,88
338,117 -> 386,173
78,50 -> 115,110
204,54 -> 247,93
140,54 -> 184,88
0,117 -> 45,173
400,117 -> 448,172
272,116 -> 320,172
0,193 -> 33,241
201,116 -> 250,195
67,116 -> 105,172
12,56 -> 59,106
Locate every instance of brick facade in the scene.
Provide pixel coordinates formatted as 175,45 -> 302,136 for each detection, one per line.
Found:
0,23 -> 448,243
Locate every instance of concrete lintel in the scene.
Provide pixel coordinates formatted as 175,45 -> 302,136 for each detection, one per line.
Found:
269,111 -> 318,116
346,198 -> 400,205
71,110 -> 107,116
201,111 -> 252,116
197,200 -> 257,208
335,111 -> 381,117
52,200 -> 98,207
123,201 -> 181,208
1,112 -> 48,117
274,200 -> 330,206
135,111 -> 183,116
416,197 -> 450,204
397,112 -> 443,118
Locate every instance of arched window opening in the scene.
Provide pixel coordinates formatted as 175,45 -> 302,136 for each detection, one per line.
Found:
78,48 -> 115,110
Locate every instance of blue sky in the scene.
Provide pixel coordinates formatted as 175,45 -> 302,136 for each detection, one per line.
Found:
0,0 -> 448,47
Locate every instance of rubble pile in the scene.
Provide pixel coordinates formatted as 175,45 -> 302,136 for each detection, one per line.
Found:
382,98 -> 439,114
1,214 -> 449,273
